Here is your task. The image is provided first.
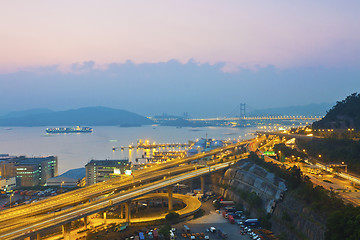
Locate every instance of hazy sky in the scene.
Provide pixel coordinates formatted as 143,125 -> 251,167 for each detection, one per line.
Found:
1,1 -> 359,116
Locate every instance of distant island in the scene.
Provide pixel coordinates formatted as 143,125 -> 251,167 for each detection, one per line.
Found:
0,106 -> 153,127
313,93 -> 360,130
154,117 -> 208,128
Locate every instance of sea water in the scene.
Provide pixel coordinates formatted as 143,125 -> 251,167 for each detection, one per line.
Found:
0,125 -> 259,174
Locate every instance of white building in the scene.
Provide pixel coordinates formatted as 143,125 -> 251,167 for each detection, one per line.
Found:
0,177 -> 16,191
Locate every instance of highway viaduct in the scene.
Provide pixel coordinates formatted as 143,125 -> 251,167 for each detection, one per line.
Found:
0,141 -> 250,240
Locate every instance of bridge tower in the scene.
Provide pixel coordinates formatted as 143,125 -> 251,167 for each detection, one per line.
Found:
239,103 -> 246,126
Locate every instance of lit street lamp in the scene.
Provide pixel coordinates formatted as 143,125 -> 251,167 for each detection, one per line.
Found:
61,181 -> 65,193
341,162 -> 348,173
278,151 -> 282,162
9,193 -> 14,208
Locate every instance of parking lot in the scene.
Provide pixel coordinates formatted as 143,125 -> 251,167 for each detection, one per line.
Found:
173,205 -> 252,240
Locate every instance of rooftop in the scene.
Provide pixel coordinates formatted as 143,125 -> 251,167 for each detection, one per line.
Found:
15,156 -> 56,165
85,159 -> 129,167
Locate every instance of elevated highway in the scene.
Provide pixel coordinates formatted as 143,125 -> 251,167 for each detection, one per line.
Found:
30,193 -> 202,240
132,192 -> 202,220
0,141 -> 250,240
0,140 -> 248,222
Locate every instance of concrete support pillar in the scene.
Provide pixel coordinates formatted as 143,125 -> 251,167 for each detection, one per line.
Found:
200,176 -> 205,194
36,233 -> 41,240
62,222 -> 71,240
168,186 -> 173,211
83,216 -> 88,230
146,200 -> 150,210
125,201 -> 131,224
188,180 -> 193,192
135,201 -> 139,213
103,211 -> 107,225
120,204 -> 124,219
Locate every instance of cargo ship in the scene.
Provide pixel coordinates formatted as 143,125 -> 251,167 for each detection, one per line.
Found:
46,126 -> 93,134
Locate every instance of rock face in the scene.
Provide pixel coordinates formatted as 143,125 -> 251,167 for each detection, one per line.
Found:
271,193 -> 326,240
212,160 -> 286,214
210,160 -> 326,240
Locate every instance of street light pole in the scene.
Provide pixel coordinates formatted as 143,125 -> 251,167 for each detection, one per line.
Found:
278,151 -> 282,162
10,193 -> 14,208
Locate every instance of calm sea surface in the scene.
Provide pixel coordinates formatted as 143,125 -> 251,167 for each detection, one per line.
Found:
0,125 -> 260,174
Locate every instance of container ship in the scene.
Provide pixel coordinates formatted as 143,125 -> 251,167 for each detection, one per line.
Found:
46,126 -> 93,134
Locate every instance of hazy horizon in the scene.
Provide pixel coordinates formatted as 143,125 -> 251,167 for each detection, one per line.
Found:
0,60 -> 358,117
0,98 -> 334,119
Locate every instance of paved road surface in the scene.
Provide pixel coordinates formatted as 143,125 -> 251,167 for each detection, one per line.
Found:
174,201 -> 251,240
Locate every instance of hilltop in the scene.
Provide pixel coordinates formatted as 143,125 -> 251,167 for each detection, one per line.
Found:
313,93 -> 360,130
0,106 -> 153,127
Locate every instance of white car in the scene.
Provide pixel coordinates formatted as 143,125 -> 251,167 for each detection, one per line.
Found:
204,236 -> 210,240
210,227 -> 216,233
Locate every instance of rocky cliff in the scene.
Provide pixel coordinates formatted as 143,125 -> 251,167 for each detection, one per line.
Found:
213,160 -> 286,214
210,160 -> 326,240
271,192 -> 326,240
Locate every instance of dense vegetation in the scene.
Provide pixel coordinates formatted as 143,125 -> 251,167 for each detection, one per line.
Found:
158,224 -> 172,240
313,93 -> 360,130
298,138 -> 360,174
312,129 -> 360,139
248,152 -> 360,240
249,152 -> 304,190
325,206 -> 360,240
273,143 -> 307,160
165,211 -> 180,222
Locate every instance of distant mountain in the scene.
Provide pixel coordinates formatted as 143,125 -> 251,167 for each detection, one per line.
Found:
158,118 -> 208,127
313,93 -> 360,130
0,106 -> 153,126
1,108 -> 53,119
250,103 -> 332,116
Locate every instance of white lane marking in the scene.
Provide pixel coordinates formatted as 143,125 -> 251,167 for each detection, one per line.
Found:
0,158 -> 244,239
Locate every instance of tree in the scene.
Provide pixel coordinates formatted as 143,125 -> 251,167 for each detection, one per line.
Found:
158,223 -> 172,240
165,211 -> 180,222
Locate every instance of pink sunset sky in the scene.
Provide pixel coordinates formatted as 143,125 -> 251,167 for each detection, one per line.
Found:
1,0 -> 359,72
1,1 -> 360,115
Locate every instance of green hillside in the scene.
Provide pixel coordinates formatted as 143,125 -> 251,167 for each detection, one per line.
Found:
313,93 -> 360,130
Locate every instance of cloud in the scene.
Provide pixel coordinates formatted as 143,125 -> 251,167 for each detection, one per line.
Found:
70,61 -> 96,72
0,60 -> 359,117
